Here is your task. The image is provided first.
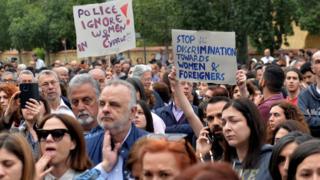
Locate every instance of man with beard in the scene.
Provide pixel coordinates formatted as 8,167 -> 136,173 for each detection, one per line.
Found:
84,80 -> 148,179
196,96 -> 230,161
68,74 -> 102,136
38,70 -> 74,117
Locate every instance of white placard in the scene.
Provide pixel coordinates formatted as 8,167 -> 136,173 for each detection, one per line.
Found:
73,0 -> 135,58
172,29 -> 237,85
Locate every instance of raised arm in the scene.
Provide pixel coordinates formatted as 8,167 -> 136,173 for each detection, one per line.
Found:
168,67 -> 203,137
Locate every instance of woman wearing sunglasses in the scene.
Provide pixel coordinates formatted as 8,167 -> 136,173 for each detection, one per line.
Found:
36,114 -> 92,179
221,98 -> 272,180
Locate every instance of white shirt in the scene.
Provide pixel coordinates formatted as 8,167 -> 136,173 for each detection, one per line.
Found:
51,98 -> 75,118
261,56 -> 275,64
151,112 -> 166,134
35,58 -> 46,70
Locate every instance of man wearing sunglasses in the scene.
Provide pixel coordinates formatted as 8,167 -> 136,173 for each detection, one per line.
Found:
85,80 -> 148,179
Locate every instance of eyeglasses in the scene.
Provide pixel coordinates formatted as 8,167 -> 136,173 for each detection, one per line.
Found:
37,129 -> 69,142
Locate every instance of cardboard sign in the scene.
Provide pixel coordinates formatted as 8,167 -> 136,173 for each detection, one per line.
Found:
172,29 -> 237,85
73,0 -> 135,58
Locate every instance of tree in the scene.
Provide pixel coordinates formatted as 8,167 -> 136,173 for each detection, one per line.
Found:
176,0 -> 298,64
296,0 -> 320,34
0,0 -> 11,51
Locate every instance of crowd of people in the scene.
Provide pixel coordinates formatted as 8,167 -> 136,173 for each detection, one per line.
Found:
0,48 -> 319,180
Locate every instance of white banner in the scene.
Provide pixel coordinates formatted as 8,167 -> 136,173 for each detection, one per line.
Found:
172,29 -> 237,85
73,0 -> 135,58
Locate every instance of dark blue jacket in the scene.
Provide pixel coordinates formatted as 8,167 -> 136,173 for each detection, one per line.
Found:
298,84 -> 320,136
154,102 -> 198,135
85,124 -> 148,166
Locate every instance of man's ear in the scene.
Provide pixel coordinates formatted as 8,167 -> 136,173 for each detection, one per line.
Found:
130,105 -> 137,120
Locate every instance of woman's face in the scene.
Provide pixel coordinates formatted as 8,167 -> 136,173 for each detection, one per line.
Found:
0,91 -> 9,110
39,117 -> 75,166
278,142 -> 298,180
142,151 -> 181,180
133,104 -> 147,129
21,108 -> 36,122
232,86 -> 241,99
296,153 -> 320,180
222,106 -> 251,149
0,148 -> 23,180
269,106 -> 286,131
274,128 -> 289,144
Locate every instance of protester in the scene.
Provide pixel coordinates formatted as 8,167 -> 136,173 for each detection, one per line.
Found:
140,138 -> 197,180
17,69 -> 35,84
258,64 -> 285,122
287,139 -> 320,180
85,80 -> 148,178
38,70 -> 74,117
222,98 -> 272,179
299,62 -> 314,88
133,100 -> 154,133
196,96 -> 230,161
126,77 -> 166,134
267,101 -> 309,143
298,51 -> 320,137
284,68 -> 302,105
36,114 -> 92,179
126,137 -> 152,180
269,132 -> 313,180
68,74 -> 102,135
0,132 -> 36,180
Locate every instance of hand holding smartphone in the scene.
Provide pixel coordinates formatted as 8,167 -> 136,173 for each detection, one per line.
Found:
19,83 -> 40,108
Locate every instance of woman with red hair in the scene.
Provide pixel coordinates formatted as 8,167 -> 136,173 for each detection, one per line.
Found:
140,138 -> 197,180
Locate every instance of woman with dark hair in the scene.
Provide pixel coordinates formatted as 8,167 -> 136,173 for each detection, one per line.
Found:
133,100 -> 154,133
272,120 -> 310,144
287,139 -> 320,180
267,101 -> 309,143
221,98 -> 272,179
269,101 -> 308,132
36,114 -> 92,179
127,77 -> 165,134
269,132 -> 313,180
0,132 -> 35,180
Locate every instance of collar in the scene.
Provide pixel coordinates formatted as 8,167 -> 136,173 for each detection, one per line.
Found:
46,169 -> 79,180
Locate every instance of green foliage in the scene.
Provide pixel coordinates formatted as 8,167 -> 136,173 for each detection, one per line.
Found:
134,0 -> 179,47
296,0 -> 320,34
33,47 -> 45,59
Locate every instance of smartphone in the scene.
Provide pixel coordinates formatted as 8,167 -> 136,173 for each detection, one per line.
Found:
19,83 -> 40,108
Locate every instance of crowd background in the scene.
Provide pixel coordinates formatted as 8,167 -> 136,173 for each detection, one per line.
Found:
0,48 -> 320,180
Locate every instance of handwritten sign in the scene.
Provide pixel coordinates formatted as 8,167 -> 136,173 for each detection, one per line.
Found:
172,29 -> 237,85
73,0 -> 135,58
